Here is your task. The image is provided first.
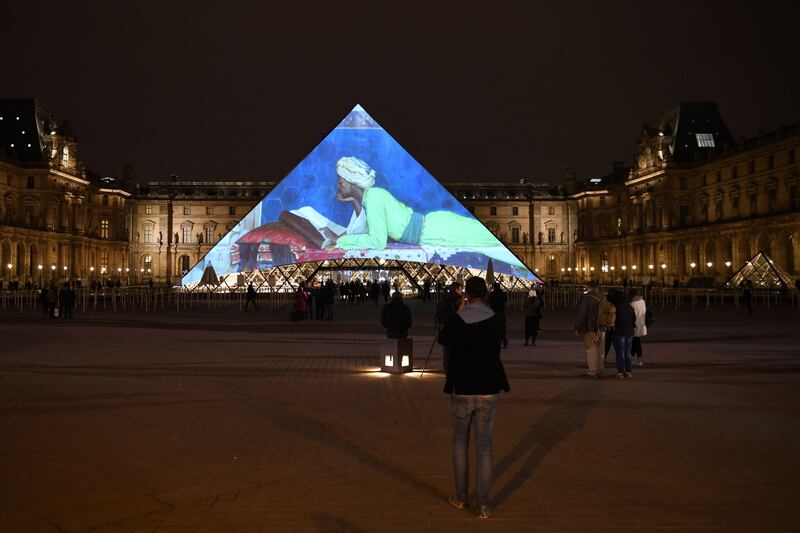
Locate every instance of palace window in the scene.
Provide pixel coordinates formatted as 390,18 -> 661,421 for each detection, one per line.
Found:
205,226 -> 214,244
182,226 -> 191,244
143,226 -> 153,244
145,205 -> 152,215
512,206 -> 518,216
143,255 -> 152,271
26,176 -> 34,189
490,206 -> 497,216
62,146 -> 70,164
229,206 -> 236,215
183,206 -> 191,215
600,196 -> 606,207
548,206 -> 555,216
511,227 -> 520,243
180,255 -> 190,273
100,251 -> 109,272
102,195 -> 109,206
696,133 -> 715,148
547,227 -> 556,243
100,218 -> 109,239
206,206 -> 213,215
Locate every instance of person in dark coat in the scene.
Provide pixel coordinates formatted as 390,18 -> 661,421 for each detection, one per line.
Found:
381,280 -> 390,303
438,276 -> 508,519
609,289 -> 635,378
380,292 -> 412,338
487,282 -> 508,348
324,279 -> 335,320
523,289 -> 543,346
244,283 -> 259,311
742,280 -> 753,317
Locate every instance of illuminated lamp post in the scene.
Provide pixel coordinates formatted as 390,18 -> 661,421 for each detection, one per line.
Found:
661,263 -> 667,286
125,267 -> 130,286
631,264 -> 637,285
90,266 -> 95,286
560,267 -> 565,282
589,266 -> 595,281
6,263 -> 11,284
706,261 -> 713,276
37,264 -> 43,286
50,264 -> 56,280
567,267 -> 572,284
621,265 -> 627,285
62,265 -> 68,281
609,266 -> 615,284
690,262 -> 696,277
140,268 -> 144,285
725,260 -> 732,279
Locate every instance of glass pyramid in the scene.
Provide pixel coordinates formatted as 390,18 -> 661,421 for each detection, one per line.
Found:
181,105 -> 539,286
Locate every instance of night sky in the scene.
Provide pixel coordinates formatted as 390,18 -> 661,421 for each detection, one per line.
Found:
4,2 -> 800,183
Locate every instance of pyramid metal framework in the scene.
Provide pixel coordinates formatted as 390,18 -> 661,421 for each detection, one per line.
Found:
181,105 -> 541,292
723,251 -> 793,289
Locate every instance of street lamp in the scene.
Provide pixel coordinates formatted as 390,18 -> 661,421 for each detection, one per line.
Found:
610,265 -> 615,284
706,261 -> 713,276
690,262 -> 696,277
50,264 -> 56,280
631,264 -> 637,285
38,264 -> 43,285
6,263 -> 11,283
140,267 -> 144,285
62,265 -> 68,280
660,263 -> 667,286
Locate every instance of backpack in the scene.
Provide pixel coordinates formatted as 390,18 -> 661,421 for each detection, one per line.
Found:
590,295 -> 616,330
645,309 -> 654,327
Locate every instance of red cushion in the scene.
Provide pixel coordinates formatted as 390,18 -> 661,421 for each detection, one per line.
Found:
237,223 -> 308,251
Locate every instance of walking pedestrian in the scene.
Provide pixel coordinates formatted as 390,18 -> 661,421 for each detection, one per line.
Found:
436,282 -> 463,372
244,283 -> 260,311
523,289 -> 543,346
324,279 -> 335,320
629,289 -> 647,367
292,282 -> 308,321
438,276 -> 509,519
742,280 -> 753,317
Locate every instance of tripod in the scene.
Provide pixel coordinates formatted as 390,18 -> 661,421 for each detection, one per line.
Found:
419,317 -> 439,378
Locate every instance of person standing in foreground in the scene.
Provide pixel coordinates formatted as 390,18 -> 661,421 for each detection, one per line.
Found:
575,280 -> 606,378
629,289 -> 647,367
438,277 -> 509,519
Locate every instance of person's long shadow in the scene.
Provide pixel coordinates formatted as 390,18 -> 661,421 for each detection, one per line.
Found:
492,382 -> 600,506
243,395 -> 446,503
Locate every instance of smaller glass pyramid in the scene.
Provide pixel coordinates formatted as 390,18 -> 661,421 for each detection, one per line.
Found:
723,251 -> 793,289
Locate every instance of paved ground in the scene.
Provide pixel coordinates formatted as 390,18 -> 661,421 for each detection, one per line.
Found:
1,299 -> 799,532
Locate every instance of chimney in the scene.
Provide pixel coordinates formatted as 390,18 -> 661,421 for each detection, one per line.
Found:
562,166 -> 577,195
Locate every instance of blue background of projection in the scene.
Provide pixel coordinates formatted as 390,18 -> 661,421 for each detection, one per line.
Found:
260,127 -> 469,226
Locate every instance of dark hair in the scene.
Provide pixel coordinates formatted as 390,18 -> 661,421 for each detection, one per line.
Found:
628,289 -> 639,299
586,279 -> 599,289
465,277 -> 487,299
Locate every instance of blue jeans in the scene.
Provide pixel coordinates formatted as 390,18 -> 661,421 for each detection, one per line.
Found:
451,393 -> 498,507
613,334 -> 633,373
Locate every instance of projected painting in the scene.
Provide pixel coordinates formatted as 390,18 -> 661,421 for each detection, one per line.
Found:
182,105 -> 537,285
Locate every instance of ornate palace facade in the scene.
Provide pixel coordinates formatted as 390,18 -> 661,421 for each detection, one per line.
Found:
2,99 -> 797,286
573,103 -> 799,285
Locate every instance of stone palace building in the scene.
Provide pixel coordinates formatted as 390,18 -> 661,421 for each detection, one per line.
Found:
1,99 -> 798,287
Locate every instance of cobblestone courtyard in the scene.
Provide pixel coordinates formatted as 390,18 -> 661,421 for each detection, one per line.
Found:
1,301 -> 799,532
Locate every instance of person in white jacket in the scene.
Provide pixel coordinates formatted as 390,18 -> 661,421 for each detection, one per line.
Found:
629,289 -> 647,367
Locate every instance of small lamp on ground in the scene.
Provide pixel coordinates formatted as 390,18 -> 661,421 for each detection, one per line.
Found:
381,338 -> 414,374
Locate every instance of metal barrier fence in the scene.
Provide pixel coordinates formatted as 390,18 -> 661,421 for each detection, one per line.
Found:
0,285 -> 797,314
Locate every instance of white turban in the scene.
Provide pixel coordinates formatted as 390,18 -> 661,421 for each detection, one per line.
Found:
337,157 -> 375,190
528,289 -> 537,297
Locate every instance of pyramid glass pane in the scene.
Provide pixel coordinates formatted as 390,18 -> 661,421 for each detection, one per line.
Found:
182,105 -> 539,286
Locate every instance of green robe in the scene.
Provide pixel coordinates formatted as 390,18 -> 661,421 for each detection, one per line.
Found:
336,187 -> 498,250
